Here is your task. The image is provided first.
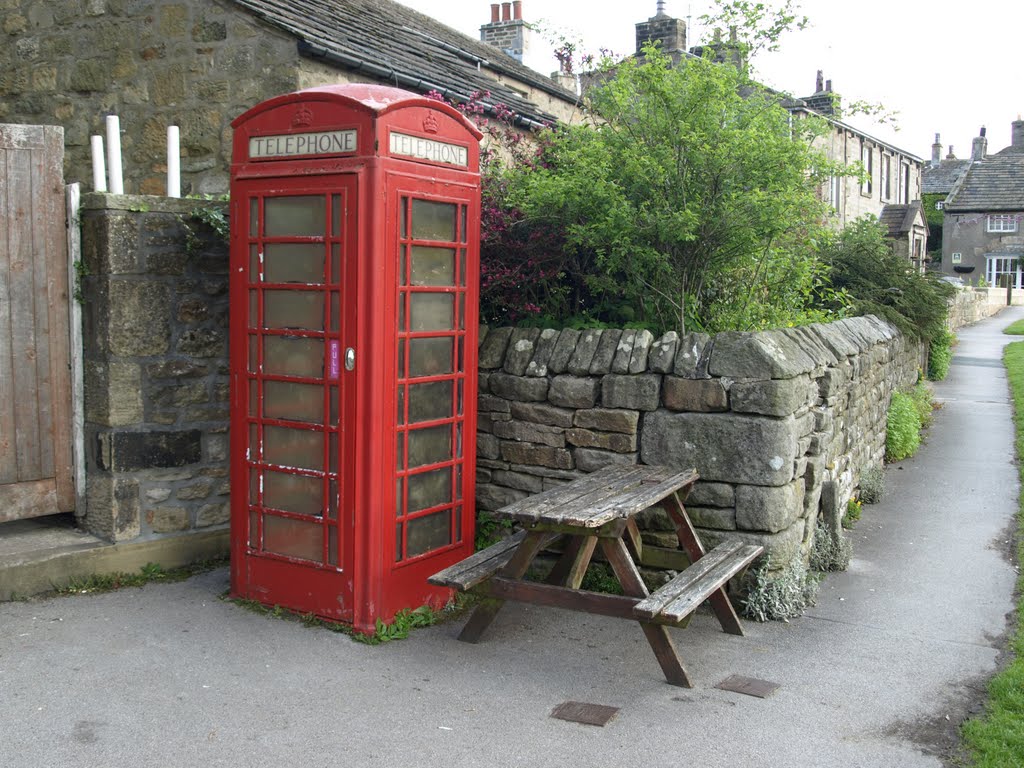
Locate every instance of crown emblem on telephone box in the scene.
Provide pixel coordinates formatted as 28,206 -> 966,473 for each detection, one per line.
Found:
292,106 -> 314,128
422,112 -> 440,134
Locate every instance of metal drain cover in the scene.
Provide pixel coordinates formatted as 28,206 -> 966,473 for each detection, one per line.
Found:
715,675 -> 780,698
550,701 -> 620,727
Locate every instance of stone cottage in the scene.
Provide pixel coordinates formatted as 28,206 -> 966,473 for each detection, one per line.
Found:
940,119 -> 1024,287
0,0 -> 580,195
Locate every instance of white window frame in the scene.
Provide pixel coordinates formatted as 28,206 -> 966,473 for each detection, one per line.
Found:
828,174 -> 841,212
987,214 -> 1019,233
935,201 -> 944,210
860,142 -> 873,196
880,154 -> 891,201
986,255 -> 1022,288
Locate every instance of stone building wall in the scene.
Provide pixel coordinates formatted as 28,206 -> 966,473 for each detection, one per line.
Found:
475,319 -> 920,568
80,193 -> 230,541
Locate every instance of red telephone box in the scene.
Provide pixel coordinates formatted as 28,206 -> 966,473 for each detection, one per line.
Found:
228,84 -> 482,633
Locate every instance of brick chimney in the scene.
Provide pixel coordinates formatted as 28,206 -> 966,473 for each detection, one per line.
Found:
636,2 -> 687,63
802,72 -> 839,117
480,1 -> 529,63
931,133 -> 942,166
1012,116 -> 1024,150
972,126 -> 988,161
947,145 -> 956,160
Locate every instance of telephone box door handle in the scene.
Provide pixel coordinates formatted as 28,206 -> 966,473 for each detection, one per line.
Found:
345,347 -> 356,371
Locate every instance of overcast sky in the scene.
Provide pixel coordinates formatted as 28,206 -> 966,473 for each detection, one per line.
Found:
398,0 -> 1023,162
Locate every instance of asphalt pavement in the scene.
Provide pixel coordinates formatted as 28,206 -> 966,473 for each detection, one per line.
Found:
2,308 -> 1021,768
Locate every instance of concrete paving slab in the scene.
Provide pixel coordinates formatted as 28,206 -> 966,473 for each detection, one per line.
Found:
1,309 -> 1021,767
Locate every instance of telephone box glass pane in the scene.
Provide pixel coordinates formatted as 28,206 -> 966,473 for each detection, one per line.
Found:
263,471 -> 323,516
411,199 -> 456,241
409,337 -> 453,377
264,290 -> 324,330
411,246 -> 456,286
264,381 -> 324,423
263,514 -> 323,561
263,336 -> 324,378
408,380 -> 453,423
265,195 -> 326,237
408,467 -> 452,512
263,243 -> 324,284
406,510 -> 451,558
407,424 -> 451,468
410,293 -> 454,331
263,425 -> 323,472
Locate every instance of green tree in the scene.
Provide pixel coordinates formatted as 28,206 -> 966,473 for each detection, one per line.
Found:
512,43 -> 845,334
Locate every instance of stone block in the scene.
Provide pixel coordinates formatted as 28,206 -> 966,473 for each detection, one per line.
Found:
478,394 -> 511,413
146,360 -> 208,379
818,367 -> 849,399
177,328 -> 224,358
588,329 -> 621,374
488,372 -> 549,402
476,483 -> 529,511
84,475 -> 140,542
491,470 -> 545,493
708,329 -> 818,380
573,407 -> 639,434
699,522 -> 803,569
640,411 -> 798,486
176,481 -> 213,501
572,448 -> 638,473
525,329 -> 560,377
196,502 -> 230,527
687,482 -> 735,508
548,375 -> 599,409
730,376 -> 812,417
567,329 -> 603,375
547,329 -> 580,374
735,481 -> 805,534
628,329 -> 654,373
608,329 -> 636,374
493,420 -> 566,448
648,332 -> 678,373
688,506 -> 736,530
673,333 -> 711,378
601,374 -> 661,412
509,401 -> 574,428
476,433 -> 500,460
508,464 -> 582,481
97,430 -> 202,472
662,377 -> 728,412
503,328 -> 541,375
479,326 -> 512,369
565,428 -> 637,453
148,506 -> 189,533
107,280 -> 171,356
636,504 -> 675,531
499,442 -> 574,470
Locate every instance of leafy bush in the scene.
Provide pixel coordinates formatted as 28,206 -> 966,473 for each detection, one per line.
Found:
741,556 -> 819,622
928,329 -> 955,380
843,497 -> 862,528
809,520 -> 851,573
886,390 -> 922,461
858,465 -> 885,504
911,381 -> 935,429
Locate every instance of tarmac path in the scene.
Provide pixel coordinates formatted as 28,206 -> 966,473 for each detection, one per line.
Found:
1,308 -> 1021,767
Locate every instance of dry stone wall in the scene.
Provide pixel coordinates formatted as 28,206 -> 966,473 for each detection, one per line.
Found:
476,319 -> 920,567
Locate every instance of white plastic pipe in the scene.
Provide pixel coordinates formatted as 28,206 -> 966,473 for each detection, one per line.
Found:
166,125 -> 180,198
90,135 -> 107,192
105,115 -> 124,194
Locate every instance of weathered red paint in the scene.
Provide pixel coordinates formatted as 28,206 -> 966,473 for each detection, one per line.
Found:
229,85 -> 482,633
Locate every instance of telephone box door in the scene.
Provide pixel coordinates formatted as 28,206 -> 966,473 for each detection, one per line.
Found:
232,177 -> 357,620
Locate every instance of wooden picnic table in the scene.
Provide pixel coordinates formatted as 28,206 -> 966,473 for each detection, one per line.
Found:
429,464 -> 763,687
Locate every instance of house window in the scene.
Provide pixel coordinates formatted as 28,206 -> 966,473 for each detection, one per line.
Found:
988,214 -> 1019,233
898,163 -> 909,204
880,155 -> 891,200
860,142 -> 873,196
828,175 -> 841,211
935,201 -> 944,210
986,255 -> 1022,288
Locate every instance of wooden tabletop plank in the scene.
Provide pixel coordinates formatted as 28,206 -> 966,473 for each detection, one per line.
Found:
559,467 -> 699,528
496,464 -> 644,523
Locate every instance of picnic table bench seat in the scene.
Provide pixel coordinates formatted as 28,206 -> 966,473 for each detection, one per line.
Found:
429,530 -> 558,591
633,541 -> 763,625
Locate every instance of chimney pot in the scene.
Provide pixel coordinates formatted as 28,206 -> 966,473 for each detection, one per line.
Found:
815,70 -> 823,93
502,2 -> 511,21
980,126 -> 986,137
825,79 -> 832,93
490,3 -> 500,23
947,145 -> 955,159
512,0 -> 522,20
1011,117 -> 1024,149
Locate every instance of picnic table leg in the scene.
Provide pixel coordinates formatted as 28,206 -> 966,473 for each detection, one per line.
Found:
458,530 -> 548,643
544,535 -> 597,589
664,492 -> 745,637
600,537 -> 694,688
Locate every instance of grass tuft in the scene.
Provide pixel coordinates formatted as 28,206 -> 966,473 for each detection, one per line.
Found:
961,340 -> 1024,764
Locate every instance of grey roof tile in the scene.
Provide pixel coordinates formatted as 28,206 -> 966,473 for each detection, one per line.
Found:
946,154 -> 1024,211
229,0 -> 577,125
922,158 -> 970,194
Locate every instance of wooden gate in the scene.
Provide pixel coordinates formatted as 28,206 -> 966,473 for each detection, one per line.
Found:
0,124 -> 74,522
